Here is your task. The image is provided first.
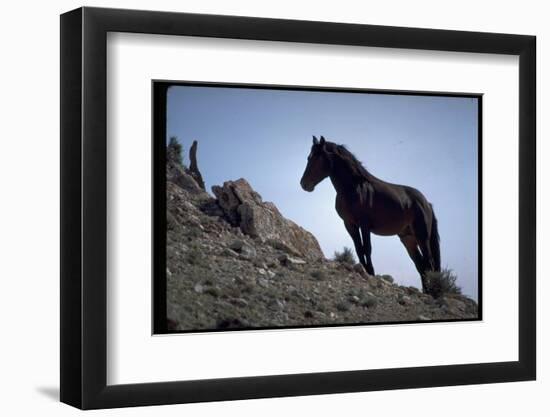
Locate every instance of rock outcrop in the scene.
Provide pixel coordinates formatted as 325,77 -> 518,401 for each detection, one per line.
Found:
167,138 -> 206,194
212,179 -> 324,261
188,140 -> 205,190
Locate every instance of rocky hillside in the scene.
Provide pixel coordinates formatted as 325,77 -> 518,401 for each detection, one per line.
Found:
165,142 -> 478,331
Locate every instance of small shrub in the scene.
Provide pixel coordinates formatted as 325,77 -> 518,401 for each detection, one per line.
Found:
186,244 -> 205,266
204,287 -> 220,298
333,247 -> 355,265
310,270 -> 326,281
361,295 -> 378,309
168,136 -> 183,165
379,274 -> 394,284
425,268 -> 462,298
335,301 -> 350,312
241,283 -> 255,294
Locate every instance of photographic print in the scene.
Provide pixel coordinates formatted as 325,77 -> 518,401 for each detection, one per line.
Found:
154,82 -> 481,333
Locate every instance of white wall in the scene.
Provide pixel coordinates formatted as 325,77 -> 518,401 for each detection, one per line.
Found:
0,0 -> 545,415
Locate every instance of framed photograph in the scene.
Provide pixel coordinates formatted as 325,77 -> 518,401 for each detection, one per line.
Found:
60,6 -> 536,409
154,81 -> 482,334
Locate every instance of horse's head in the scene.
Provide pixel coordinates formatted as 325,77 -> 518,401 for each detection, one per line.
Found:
300,136 -> 332,192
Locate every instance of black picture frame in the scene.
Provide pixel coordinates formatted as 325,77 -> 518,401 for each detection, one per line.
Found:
60,6 -> 536,410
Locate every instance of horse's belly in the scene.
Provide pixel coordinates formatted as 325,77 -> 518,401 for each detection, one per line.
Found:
368,208 -> 412,236
371,224 -> 406,236
336,193 -> 413,236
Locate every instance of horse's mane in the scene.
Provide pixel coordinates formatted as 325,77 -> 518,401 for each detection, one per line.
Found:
325,141 -> 371,182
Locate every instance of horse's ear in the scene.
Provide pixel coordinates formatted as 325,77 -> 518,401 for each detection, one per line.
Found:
320,136 -> 326,145
312,135 -> 319,145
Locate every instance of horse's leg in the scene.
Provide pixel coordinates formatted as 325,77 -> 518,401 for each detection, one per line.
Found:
414,215 -> 435,271
359,224 -> 375,275
344,222 -> 366,270
398,233 -> 427,292
412,210 -> 437,291
418,240 -> 434,271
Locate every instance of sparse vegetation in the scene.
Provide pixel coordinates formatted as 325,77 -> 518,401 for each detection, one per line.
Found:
379,274 -> 394,284
361,294 -> 378,309
186,243 -> 205,266
168,136 -> 183,165
425,268 -> 462,298
333,247 -> 355,265
335,300 -> 350,312
310,270 -> 326,281
204,287 -> 220,298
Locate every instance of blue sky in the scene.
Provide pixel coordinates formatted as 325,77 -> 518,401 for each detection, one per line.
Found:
166,85 -> 479,300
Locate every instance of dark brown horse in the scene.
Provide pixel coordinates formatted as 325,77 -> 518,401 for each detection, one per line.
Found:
300,136 -> 441,293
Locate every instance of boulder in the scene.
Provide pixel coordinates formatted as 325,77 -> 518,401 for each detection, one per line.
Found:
278,254 -> 307,266
167,160 -> 203,194
212,179 -> 324,261
228,239 -> 257,259
439,296 -> 468,315
397,294 -> 412,305
167,138 -> 206,192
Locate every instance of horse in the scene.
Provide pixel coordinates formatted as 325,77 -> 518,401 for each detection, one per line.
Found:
300,135 -> 441,293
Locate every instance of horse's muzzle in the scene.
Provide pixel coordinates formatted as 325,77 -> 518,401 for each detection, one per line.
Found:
300,179 -> 314,192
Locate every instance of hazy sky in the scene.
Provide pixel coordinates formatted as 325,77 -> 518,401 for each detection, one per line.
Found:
166,85 -> 479,300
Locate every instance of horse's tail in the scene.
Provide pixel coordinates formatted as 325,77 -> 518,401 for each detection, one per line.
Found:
430,205 -> 441,272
